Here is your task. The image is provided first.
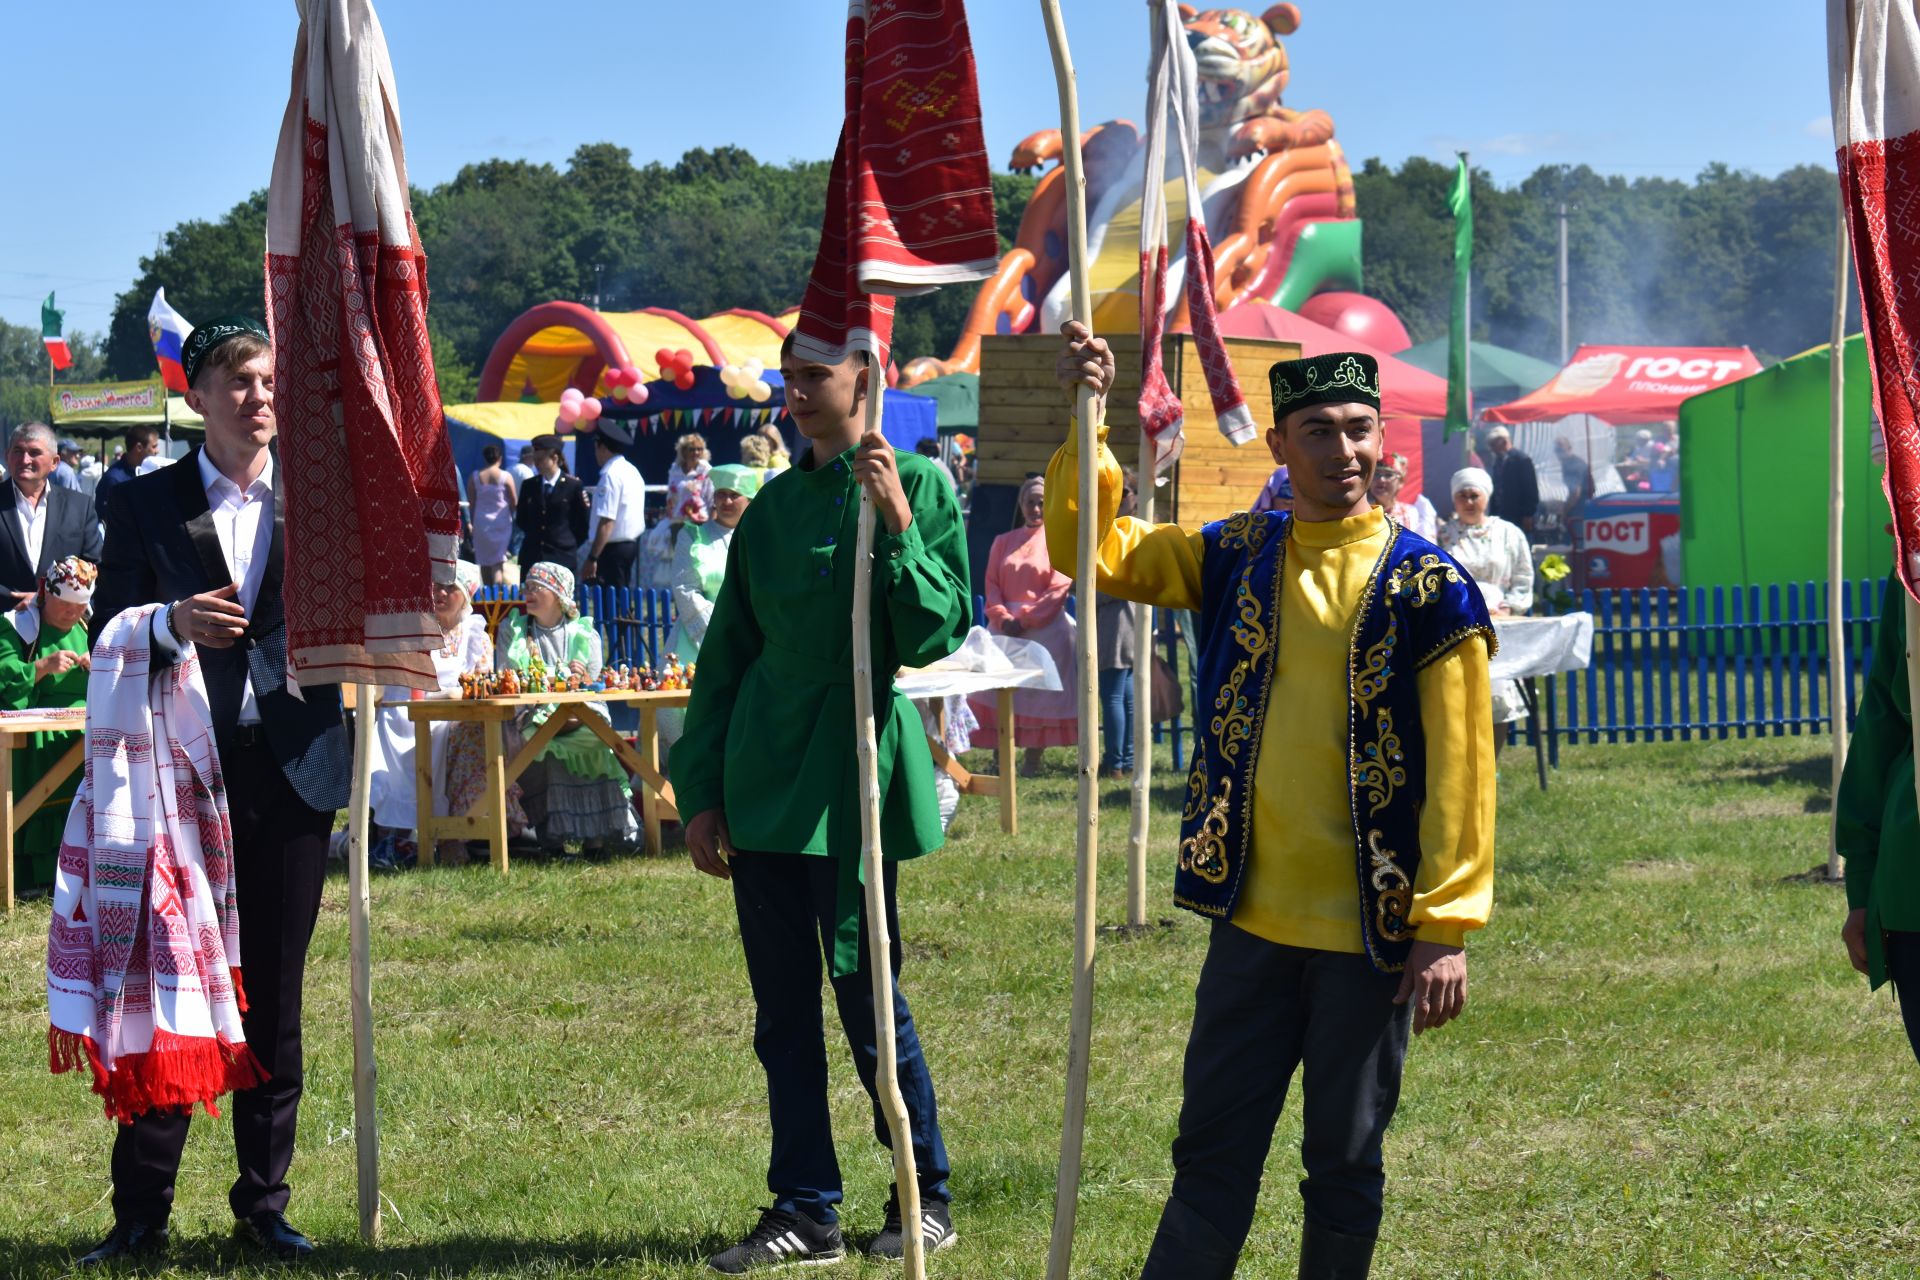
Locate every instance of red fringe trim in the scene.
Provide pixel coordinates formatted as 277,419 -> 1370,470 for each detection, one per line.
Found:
49,1026 -> 268,1125
231,966 -> 248,1015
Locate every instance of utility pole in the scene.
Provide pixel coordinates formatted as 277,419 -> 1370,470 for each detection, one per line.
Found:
1558,202 -> 1570,363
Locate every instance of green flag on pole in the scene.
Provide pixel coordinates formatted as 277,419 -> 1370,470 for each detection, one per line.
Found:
1445,154 -> 1472,437
41,292 -> 73,372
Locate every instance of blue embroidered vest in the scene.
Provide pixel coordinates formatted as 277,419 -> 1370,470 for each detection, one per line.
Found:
1175,510 -> 1495,973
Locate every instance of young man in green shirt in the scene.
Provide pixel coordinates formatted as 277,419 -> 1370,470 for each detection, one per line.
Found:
671,337 -> 970,1272
1838,574 -> 1920,1063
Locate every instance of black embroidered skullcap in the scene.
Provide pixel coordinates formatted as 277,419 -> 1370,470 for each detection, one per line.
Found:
181,316 -> 270,388
1267,352 -> 1381,419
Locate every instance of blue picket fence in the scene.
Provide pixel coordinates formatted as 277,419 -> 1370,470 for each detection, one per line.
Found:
480,578 -> 1883,761
1516,578 -> 1886,751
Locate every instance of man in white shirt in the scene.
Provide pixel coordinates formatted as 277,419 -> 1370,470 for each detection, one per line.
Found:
84,317 -> 348,1269
583,418 -> 646,589
0,423 -> 102,599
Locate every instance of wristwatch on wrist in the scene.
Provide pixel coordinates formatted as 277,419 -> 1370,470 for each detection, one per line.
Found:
164,601 -> 186,645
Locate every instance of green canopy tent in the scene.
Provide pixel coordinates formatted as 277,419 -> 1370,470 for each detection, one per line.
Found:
1679,334 -> 1891,587
1398,339 -> 1560,409
899,372 -> 978,432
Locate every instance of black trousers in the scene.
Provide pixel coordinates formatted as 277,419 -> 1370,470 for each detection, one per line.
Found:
109,729 -> 334,1226
1887,930 -> 1920,1066
729,850 -> 951,1224
1141,923 -> 1412,1280
588,539 -> 638,590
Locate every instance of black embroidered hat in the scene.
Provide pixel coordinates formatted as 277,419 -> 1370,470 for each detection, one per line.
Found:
180,316 -> 270,388
1267,352 -> 1381,419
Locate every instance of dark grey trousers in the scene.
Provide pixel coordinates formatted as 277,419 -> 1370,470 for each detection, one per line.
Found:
1140,922 -> 1412,1280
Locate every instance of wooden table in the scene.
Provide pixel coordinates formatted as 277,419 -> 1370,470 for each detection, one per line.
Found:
384,689 -> 689,871
923,689 -> 1019,835
0,711 -> 85,915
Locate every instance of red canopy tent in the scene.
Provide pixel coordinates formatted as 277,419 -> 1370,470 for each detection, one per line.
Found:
1214,300 -> 1444,499
1482,344 -> 1762,425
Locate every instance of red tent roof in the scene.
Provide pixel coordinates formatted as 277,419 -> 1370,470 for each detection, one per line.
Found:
1214,301 -> 1448,421
1481,344 -> 1762,425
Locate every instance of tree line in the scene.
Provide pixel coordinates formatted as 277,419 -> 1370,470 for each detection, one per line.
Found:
0,146 -> 1850,432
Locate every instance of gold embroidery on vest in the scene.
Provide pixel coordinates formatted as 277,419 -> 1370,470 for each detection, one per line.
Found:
1366,829 -> 1414,940
1179,778 -> 1233,884
1354,708 -> 1407,816
1385,553 -> 1463,609
1210,658 -> 1257,764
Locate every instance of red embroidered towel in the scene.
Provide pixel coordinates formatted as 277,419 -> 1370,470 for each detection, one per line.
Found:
266,0 -> 460,688
793,0 -> 1000,367
1138,0 -> 1253,475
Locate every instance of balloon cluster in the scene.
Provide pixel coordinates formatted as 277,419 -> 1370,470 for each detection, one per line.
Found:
720,358 -> 774,404
556,386 -> 601,425
656,348 -> 697,391
603,366 -> 650,405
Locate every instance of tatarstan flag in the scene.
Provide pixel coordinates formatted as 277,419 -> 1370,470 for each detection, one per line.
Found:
41,293 -> 72,371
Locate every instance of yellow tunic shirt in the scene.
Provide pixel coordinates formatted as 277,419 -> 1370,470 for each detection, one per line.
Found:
1045,425 -> 1495,951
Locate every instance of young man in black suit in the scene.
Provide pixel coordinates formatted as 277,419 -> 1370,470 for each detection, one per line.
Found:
0,422 -> 102,598
514,431 -> 589,572
80,317 -> 350,1267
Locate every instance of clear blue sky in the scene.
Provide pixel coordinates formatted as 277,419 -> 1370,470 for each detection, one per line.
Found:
0,0 -> 1833,340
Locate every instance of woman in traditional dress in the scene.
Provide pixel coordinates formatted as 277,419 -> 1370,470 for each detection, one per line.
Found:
1439,466 -> 1534,615
970,474 -> 1078,774
368,560 -> 496,868
468,444 -> 518,585
658,463 -> 759,755
1371,451 -> 1439,541
0,556 -> 93,888
496,561 -> 636,849
1440,465 -> 1532,725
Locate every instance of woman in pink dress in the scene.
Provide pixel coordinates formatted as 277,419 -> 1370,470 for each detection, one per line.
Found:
971,475 -> 1079,774
468,443 -> 518,584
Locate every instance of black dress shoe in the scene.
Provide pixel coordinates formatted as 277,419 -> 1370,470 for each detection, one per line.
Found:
76,1220 -> 169,1268
237,1210 -> 315,1261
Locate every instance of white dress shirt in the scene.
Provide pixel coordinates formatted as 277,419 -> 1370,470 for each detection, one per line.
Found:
14,483 -> 47,572
591,454 -> 647,543
153,450 -> 276,723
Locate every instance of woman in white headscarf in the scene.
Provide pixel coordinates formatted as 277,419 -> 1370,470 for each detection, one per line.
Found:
369,560 -> 496,868
496,561 -> 637,849
1440,467 -> 1531,725
659,463 -> 760,756
1439,466 -> 1534,616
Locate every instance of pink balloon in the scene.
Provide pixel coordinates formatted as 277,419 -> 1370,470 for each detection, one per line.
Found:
581,397 -> 603,420
556,400 -> 581,424
560,387 -> 584,404
628,383 -> 649,406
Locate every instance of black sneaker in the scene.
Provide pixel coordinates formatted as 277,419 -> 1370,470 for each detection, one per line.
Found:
708,1207 -> 845,1274
866,1190 -> 955,1260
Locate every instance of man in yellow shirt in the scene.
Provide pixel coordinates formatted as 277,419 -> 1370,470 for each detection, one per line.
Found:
1049,325 -> 1497,1280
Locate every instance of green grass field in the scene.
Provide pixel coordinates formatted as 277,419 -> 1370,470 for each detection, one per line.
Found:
1,735 -> 1916,1278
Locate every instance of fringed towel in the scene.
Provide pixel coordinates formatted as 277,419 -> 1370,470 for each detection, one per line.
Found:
1138,0 -> 1254,475
47,606 -> 263,1123
267,0 -> 460,688
792,0 -> 999,367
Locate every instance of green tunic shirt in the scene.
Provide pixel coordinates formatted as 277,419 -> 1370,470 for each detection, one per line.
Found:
669,445 -> 970,975
0,610 -> 89,883
1839,577 -> 1920,989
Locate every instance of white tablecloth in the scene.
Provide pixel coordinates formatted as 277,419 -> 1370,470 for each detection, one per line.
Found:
896,626 -> 1063,702
1490,613 -> 1594,682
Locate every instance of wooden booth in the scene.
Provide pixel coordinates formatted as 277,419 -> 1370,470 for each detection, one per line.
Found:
974,333 -> 1303,530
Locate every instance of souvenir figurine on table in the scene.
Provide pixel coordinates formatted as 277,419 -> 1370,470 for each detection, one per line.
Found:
499,668 -> 521,697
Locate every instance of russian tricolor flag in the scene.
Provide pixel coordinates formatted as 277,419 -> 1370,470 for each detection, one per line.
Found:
148,288 -> 192,392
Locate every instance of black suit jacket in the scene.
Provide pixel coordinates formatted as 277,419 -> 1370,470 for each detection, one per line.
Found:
514,473 -> 588,563
1489,450 -> 1540,529
0,482 -> 103,594
92,449 -> 350,813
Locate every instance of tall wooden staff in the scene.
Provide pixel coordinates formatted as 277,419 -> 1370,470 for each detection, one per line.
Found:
1127,510 -> 1153,926
345,685 -> 381,1242
851,357 -> 925,1278
1040,1 -> 1102,1275
1828,195 -> 1850,881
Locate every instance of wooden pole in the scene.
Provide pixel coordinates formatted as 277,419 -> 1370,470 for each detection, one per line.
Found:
1829,198 -> 1851,881
346,683 -> 381,1242
852,359 -> 924,1279
1126,484 -> 1153,929
1041,1 -> 1101,1275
